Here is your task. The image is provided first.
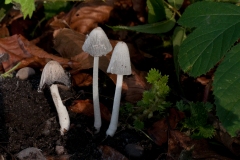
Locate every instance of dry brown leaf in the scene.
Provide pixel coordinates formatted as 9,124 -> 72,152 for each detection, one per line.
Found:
98,145 -> 128,160
68,99 -> 111,121
0,26 -> 9,38
148,108 -> 185,146
213,119 -> 240,157
168,130 -> 234,160
71,72 -> 93,87
0,34 -> 82,72
63,2 -> 113,34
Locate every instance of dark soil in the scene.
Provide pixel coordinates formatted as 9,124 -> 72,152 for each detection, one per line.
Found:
0,72 -> 163,160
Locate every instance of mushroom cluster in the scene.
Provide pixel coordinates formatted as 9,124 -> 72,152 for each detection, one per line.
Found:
82,27 -> 131,136
38,27 -> 131,137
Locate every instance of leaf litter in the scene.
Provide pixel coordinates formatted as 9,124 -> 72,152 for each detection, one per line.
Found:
0,0 -> 239,159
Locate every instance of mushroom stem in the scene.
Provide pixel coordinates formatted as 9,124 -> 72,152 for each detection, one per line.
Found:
50,84 -> 70,135
106,75 -> 123,137
93,57 -> 101,133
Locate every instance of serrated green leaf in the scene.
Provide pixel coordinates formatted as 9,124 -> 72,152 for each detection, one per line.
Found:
7,0 -> 35,18
213,43 -> 240,137
147,0 -> 165,23
107,14 -> 175,34
168,0 -> 184,10
178,1 -> 240,77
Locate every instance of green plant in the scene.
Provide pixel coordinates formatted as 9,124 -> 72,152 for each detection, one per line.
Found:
108,0 -> 183,34
5,0 -> 35,18
176,100 -> 215,139
178,1 -> 240,137
4,0 -> 75,19
120,68 -> 171,129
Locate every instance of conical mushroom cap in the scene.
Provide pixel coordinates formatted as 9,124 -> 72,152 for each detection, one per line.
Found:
82,27 -> 112,57
107,42 -> 131,75
38,61 -> 70,91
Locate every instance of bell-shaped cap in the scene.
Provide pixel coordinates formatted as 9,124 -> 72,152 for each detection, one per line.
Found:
107,41 -> 131,75
82,27 -> 112,57
38,61 -> 70,91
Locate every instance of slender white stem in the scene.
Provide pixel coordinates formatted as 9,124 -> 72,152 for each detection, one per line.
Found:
106,75 -> 123,137
93,57 -> 101,133
50,84 -> 70,135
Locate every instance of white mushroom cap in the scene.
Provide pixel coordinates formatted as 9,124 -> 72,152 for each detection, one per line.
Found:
107,41 -> 131,75
38,61 -> 70,91
82,27 -> 112,57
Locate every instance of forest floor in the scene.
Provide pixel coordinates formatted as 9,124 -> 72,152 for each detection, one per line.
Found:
0,0 -> 239,160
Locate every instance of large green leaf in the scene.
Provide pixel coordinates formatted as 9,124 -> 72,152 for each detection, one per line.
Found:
107,13 -> 175,34
5,0 -> 35,18
178,2 -> 240,77
147,0 -> 165,23
213,43 -> 240,137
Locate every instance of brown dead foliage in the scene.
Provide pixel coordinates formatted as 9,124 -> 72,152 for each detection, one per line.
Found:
148,108 -> 185,146
167,131 -> 234,160
98,145 -> 128,160
68,99 -> 111,121
63,2 -> 113,34
0,34 -> 81,72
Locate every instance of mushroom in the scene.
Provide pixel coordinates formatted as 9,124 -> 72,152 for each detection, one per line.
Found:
38,60 -> 71,135
82,27 -> 112,132
106,41 -> 131,137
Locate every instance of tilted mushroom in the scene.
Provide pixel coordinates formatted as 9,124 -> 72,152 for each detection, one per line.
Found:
106,41 -> 131,137
38,60 -> 71,135
82,27 -> 112,132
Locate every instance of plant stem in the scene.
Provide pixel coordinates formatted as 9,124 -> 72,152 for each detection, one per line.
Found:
106,75 -> 123,137
163,0 -> 182,17
1,62 -> 21,78
93,57 -> 101,133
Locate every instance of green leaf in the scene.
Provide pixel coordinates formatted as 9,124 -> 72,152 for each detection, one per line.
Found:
178,2 -> 240,77
213,43 -> 240,137
134,119 -> 144,130
168,0 -> 184,10
44,1 -> 71,20
6,0 -> 35,18
173,26 -> 186,81
107,14 -> 175,34
147,0 -> 165,23
0,8 -> 6,22
5,0 -> 11,4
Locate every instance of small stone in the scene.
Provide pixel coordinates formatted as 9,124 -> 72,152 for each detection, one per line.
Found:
125,144 -> 144,158
16,147 -> 46,160
55,145 -> 65,155
16,67 -> 35,80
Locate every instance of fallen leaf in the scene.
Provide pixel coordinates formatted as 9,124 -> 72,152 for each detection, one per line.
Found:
213,118 -> 240,157
0,26 -> 9,38
168,130 -> 234,160
68,99 -> 111,121
63,2 -> 113,34
71,71 -> 92,87
148,108 -> 185,146
98,145 -> 128,160
0,34 -> 82,72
